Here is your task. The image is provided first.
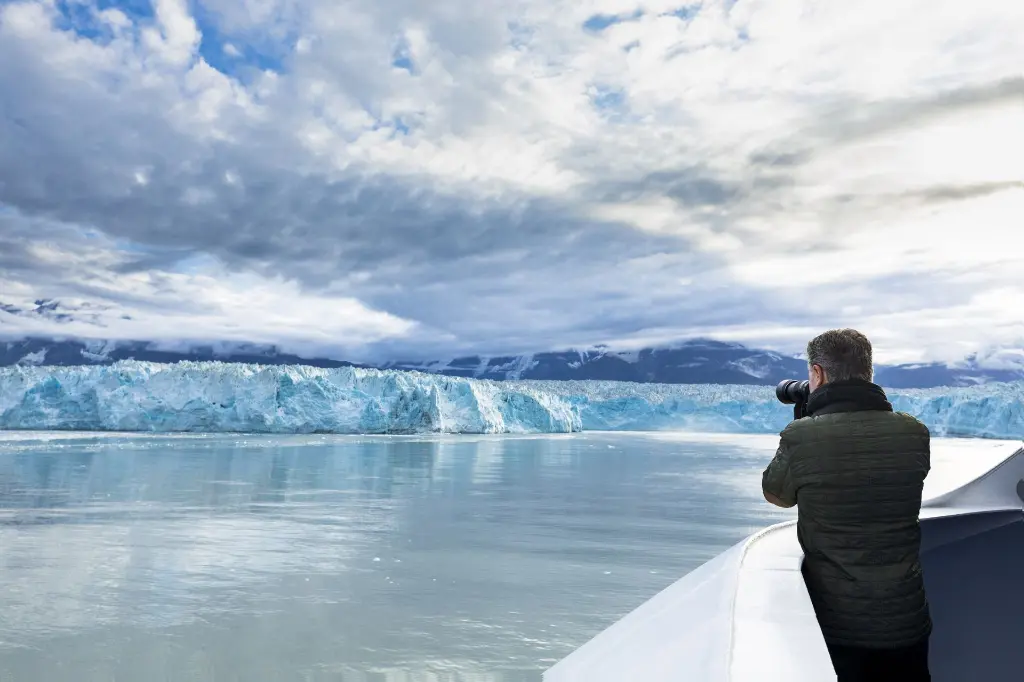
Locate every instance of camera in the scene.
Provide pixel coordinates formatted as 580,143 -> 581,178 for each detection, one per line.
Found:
776,379 -> 810,420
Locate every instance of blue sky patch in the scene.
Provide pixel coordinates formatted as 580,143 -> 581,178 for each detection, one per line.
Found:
192,4 -> 288,79
392,118 -> 411,136
507,21 -> 534,50
391,36 -> 414,73
52,0 -> 127,44
667,5 -> 701,22
50,1 -> 289,79
583,9 -> 643,33
371,117 -> 412,138
94,0 -> 156,22
590,85 -> 627,115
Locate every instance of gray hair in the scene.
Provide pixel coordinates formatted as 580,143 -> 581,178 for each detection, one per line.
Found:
806,328 -> 873,382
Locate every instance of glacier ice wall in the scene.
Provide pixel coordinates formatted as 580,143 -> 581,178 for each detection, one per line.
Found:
0,362 -> 580,435
0,362 -> 1021,439
527,380 -> 1024,439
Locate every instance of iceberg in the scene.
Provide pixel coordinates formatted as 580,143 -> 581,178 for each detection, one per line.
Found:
0,361 -> 1021,439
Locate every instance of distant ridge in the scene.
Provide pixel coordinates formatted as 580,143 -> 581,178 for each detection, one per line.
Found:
0,338 -> 358,370
2,337 -> 1022,389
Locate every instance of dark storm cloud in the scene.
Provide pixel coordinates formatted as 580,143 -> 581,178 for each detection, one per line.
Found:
750,77 -> 1024,172
824,77 -> 1024,144
906,181 -> 1023,204
587,167 -> 745,207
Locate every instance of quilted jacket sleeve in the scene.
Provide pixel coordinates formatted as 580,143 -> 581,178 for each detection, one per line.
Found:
762,435 -> 799,507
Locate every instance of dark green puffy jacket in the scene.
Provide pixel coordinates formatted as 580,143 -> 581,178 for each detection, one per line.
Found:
761,379 -> 932,649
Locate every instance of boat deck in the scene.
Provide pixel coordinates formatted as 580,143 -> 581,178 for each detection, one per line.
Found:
545,439 -> 1024,682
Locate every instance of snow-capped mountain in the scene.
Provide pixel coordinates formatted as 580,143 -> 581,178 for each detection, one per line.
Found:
0,338 -> 357,369
380,340 -> 810,385
4,336 -> 1022,388
384,343 -> 1024,388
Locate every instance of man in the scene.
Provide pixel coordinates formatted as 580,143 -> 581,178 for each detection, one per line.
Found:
762,329 -> 932,682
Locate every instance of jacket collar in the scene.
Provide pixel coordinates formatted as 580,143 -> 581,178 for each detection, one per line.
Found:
806,378 -> 893,417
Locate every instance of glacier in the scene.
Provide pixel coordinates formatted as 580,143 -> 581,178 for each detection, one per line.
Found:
0,361 -> 1021,439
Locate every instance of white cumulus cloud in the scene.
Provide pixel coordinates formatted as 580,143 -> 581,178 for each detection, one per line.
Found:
0,0 -> 1021,363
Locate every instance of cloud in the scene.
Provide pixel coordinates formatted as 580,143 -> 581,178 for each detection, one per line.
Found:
0,0 -> 1021,364
0,210 -> 415,356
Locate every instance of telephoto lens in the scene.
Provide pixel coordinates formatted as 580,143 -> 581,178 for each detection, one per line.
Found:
775,379 -> 810,405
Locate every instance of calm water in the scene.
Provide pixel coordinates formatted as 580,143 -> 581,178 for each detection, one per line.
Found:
0,431 -> 794,681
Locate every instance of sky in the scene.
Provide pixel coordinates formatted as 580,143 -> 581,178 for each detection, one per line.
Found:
0,0 -> 1021,365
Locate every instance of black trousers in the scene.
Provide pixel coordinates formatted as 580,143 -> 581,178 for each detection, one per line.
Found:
826,637 -> 930,682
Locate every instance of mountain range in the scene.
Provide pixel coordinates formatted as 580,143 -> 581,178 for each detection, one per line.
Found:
2,337 -> 1022,388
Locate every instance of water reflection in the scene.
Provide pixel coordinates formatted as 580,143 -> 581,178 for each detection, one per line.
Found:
0,432 -> 791,681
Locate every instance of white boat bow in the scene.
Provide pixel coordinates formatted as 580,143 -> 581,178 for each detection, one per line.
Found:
544,439 -> 1024,682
